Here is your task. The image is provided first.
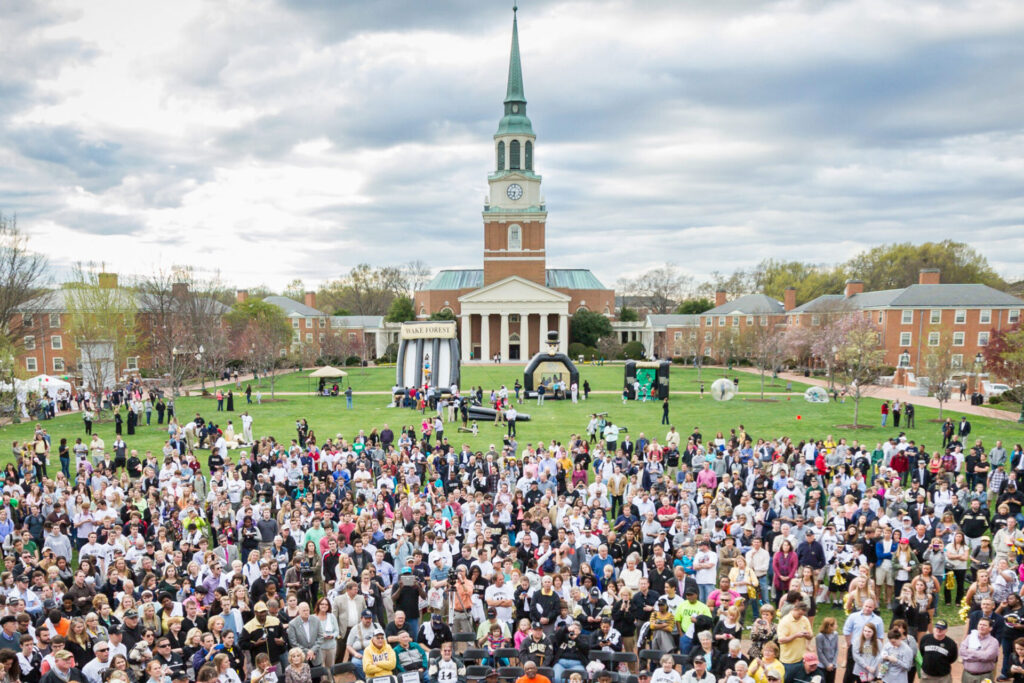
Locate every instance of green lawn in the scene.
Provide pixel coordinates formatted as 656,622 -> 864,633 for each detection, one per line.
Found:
210,365 -> 813,395
8,386 -> 1022,462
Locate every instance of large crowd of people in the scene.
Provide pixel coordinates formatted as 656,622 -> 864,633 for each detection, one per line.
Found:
1,375 -> 1023,683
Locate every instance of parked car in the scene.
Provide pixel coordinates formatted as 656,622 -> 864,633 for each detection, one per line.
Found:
983,381 -> 1012,397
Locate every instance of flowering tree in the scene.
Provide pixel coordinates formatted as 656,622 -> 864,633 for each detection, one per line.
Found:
984,325 -> 1024,403
834,314 -> 886,427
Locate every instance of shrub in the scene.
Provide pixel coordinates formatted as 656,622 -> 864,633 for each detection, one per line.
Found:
622,341 -> 645,360
344,355 -> 362,366
989,395 -> 1002,405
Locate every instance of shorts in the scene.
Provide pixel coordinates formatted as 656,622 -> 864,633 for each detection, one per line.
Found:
875,564 -> 894,586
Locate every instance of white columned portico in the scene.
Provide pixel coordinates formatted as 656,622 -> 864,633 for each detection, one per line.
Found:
520,313 -> 530,359
500,313 -> 510,361
559,314 -> 569,354
460,314 -> 472,361
480,313 -> 491,361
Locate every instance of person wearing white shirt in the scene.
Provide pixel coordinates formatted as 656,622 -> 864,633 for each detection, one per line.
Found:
82,641 -> 111,683
651,655 -> 684,683
693,541 -> 718,603
484,572 -> 515,623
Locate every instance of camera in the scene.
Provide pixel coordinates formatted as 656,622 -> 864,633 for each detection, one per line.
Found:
300,561 -> 315,579
446,567 -> 458,590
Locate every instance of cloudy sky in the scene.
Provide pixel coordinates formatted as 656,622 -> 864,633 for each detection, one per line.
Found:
2,0 -> 1023,291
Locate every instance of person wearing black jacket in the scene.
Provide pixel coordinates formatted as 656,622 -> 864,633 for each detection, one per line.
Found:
551,622 -> 590,682
529,576 -> 561,633
961,500 -> 991,547
630,578 -> 659,631
518,623 -> 554,666
40,651 -> 84,683
796,531 -> 826,572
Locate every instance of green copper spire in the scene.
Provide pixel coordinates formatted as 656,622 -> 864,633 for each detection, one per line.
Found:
505,4 -> 525,105
496,3 -> 534,136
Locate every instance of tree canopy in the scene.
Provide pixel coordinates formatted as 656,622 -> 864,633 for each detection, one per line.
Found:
570,309 -> 613,347
385,296 -> 415,323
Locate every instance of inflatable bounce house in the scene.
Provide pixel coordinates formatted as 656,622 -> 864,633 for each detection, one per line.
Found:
523,330 -> 579,399
394,321 -> 461,395
623,360 -> 671,400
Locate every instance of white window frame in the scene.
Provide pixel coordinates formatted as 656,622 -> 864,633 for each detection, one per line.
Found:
951,354 -> 963,368
22,314 -> 33,327
927,332 -> 940,347
731,316 -> 739,327
23,335 -> 35,350
1010,309 -> 1021,324
953,331 -> 965,347
319,333 -> 325,343
746,315 -> 754,326
718,316 -> 725,327
980,309 -> 992,324
929,309 -> 941,324
673,332 -> 682,340
954,309 -> 966,324
319,318 -> 326,328
811,315 -> 820,326
978,331 -> 990,347
705,317 -> 711,327
52,357 -> 64,372
25,357 -> 37,372
899,332 -> 912,347
507,224 -> 522,251
704,331 -> 712,342
759,315 -> 767,326
48,313 -> 60,328
126,356 -> 138,371
348,332 -> 357,342
292,319 -> 299,329
305,332 -> 313,343
51,335 -> 62,350
901,309 -> 913,324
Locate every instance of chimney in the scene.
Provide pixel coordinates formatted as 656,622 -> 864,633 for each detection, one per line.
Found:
715,290 -> 727,307
919,268 -> 940,285
844,279 -> 864,298
236,289 -> 248,304
784,286 -> 796,312
304,291 -> 317,309
97,272 -> 118,289
171,282 -> 188,298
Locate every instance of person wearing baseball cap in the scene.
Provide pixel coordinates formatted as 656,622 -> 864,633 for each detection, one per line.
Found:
363,626 -> 396,677
918,620 -> 957,683
41,650 -> 80,683
684,654 -> 714,683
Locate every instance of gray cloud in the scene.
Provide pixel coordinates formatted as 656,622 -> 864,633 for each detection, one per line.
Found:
0,0 -> 1022,288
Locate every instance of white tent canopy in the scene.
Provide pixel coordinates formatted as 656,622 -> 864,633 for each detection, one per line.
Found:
308,366 -> 348,378
21,374 -> 72,398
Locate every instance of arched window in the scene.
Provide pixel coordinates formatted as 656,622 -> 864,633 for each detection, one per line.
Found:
525,141 -> 533,170
508,224 -> 522,251
509,333 -> 521,343
510,140 -> 520,170
497,141 -> 505,171
577,305 -> 589,313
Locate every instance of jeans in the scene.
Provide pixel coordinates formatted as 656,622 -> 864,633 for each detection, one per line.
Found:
698,583 -> 713,603
679,634 -> 692,655
346,396 -> 353,409
757,575 -> 771,611
881,414 -> 887,426
60,456 -> 70,478
554,660 -> 584,682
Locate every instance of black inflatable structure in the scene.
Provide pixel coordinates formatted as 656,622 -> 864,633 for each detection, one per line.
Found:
523,330 -> 579,398
394,321 -> 461,395
624,360 -> 671,400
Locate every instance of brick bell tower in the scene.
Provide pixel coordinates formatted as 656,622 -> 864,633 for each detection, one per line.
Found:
482,4 -> 547,286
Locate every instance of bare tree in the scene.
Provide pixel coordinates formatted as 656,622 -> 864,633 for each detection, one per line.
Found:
924,337 -> 957,420
742,323 -> 789,399
65,265 -> 142,404
710,327 -> 743,367
227,300 -> 291,399
405,260 -> 433,295
675,329 -> 705,380
0,213 -> 49,349
834,314 -> 886,427
635,263 -> 692,314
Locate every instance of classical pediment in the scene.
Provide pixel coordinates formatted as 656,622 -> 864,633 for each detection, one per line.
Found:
458,276 -> 571,304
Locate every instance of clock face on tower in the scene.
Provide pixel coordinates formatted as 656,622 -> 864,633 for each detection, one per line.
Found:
506,183 -> 523,200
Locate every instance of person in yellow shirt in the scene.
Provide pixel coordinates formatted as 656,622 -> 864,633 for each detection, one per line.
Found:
776,603 -> 813,683
363,627 -> 397,677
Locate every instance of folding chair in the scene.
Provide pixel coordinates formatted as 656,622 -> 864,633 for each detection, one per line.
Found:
611,652 -> 638,674
670,654 -> 689,669
463,649 -> 490,664
591,652 -> 615,667
638,650 -> 665,672
467,666 -> 493,682
310,667 -> 328,683
454,632 -> 479,643
494,648 -> 520,665
536,668 -> 558,683
498,666 -> 525,683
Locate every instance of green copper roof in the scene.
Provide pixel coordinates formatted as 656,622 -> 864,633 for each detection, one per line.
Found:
496,5 -> 534,136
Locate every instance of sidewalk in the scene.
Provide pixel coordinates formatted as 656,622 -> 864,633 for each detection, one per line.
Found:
733,366 -> 1019,422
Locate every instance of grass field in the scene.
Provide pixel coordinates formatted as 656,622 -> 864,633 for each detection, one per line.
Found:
210,365 -> 814,395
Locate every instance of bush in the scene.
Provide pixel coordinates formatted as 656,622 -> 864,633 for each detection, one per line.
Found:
568,342 -> 589,359
344,355 -> 362,366
989,395 -> 1002,405
622,341 -> 645,360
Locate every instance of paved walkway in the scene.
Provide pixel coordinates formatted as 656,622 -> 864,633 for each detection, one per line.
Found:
732,366 -> 1020,422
